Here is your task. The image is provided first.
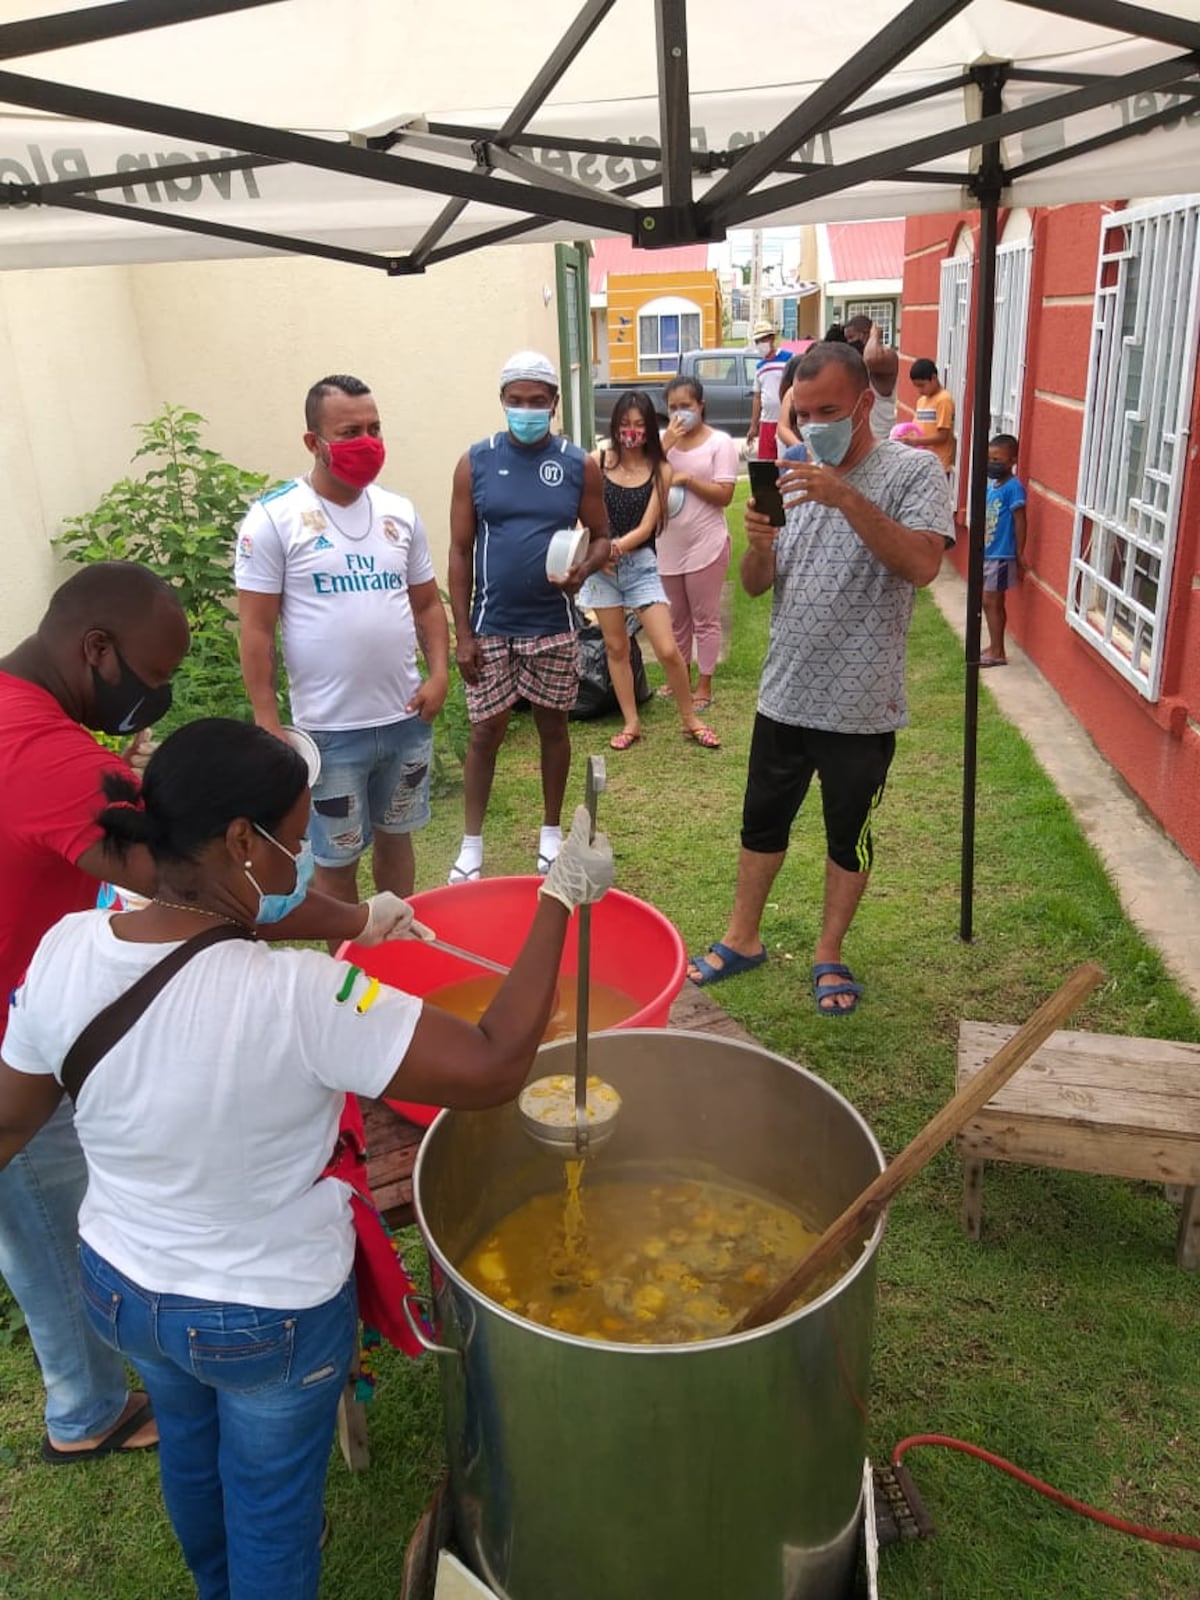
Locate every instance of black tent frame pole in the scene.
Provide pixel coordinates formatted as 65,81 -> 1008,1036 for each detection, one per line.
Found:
405,0 -> 618,270
959,65 -> 1006,944
654,0 -> 692,207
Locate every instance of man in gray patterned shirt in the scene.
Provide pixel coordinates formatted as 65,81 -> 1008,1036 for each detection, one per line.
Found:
687,343 -> 955,1014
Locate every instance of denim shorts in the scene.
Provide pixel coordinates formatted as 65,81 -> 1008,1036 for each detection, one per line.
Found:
578,547 -> 668,613
306,717 -> 433,866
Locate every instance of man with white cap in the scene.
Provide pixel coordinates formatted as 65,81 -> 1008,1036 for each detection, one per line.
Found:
447,351 -> 609,882
746,319 -> 790,461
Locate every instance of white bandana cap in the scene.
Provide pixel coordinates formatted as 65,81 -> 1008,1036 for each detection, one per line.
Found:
500,350 -> 559,390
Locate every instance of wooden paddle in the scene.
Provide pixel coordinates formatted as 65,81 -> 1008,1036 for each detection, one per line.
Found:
732,961 -> 1105,1334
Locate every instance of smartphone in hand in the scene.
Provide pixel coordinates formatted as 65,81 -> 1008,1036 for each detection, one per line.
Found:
748,459 -> 787,527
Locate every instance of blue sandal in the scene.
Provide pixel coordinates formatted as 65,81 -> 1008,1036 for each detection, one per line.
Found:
811,962 -> 863,1017
688,942 -> 767,987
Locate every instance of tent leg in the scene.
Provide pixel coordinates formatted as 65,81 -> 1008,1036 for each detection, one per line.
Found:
959,67 -> 1005,943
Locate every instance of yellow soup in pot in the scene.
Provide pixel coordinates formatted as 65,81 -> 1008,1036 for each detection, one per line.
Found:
427,974 -> 638,1042
460,1171 -> 829,1345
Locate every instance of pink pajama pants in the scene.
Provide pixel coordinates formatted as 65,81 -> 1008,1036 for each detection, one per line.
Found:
660,540 -> 731,676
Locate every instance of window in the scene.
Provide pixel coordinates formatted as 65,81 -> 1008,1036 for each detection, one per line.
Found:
990,238 -> 1033,440
694,356 -> 736,384
936,249 -> 973,499
1068,197 -> 1200,698
846,298 -> 897,346
637,295 -> 702,374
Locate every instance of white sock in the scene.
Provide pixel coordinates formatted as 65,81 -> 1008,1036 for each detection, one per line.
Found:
453,835 -> 483,875
538,824 -> 562,869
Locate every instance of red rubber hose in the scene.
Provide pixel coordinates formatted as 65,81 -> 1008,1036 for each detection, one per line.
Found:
891,1434 -> 1200,1553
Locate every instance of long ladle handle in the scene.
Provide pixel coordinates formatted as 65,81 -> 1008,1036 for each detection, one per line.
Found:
733,961 -> 1105,1333
574,756 -> 606,1153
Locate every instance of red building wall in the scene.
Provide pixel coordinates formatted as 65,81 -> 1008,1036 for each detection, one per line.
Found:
900,204 -> 1200,868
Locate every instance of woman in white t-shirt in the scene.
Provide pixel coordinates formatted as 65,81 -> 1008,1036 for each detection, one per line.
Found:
657,376 -> 738,712
0,719 -> 612,1600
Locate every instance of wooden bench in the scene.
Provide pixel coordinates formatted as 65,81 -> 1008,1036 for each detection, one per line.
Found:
956,1023 -> 1200,1268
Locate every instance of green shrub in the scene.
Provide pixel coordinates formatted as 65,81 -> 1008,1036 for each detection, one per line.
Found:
55,405 -> 273,730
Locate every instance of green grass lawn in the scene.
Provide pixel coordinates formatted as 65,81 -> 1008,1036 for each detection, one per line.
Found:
3,487 -> 1198,1597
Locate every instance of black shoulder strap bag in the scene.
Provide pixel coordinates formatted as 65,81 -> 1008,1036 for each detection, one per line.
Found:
61,923 -> 252,1104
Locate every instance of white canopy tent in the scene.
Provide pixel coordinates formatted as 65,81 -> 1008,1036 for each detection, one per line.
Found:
3,0 -> 1199,934
0,0 -> 1199,268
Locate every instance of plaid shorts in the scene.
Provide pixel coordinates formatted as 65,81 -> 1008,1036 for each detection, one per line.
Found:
465,632 -> 579,722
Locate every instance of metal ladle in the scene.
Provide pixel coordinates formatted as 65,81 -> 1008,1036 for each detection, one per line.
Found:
518,756 -> 623,1157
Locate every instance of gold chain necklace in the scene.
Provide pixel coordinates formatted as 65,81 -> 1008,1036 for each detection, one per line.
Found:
152,897 -> 242,928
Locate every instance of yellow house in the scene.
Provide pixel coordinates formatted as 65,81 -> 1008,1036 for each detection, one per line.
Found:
589,240 -> 720,385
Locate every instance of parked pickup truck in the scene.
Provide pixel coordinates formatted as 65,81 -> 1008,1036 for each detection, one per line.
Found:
592,348 -> 761,440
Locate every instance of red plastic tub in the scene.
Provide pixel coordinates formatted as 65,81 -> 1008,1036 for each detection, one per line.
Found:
339,876 -> 687,1127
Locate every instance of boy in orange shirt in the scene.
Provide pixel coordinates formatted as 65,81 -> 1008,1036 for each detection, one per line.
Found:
907,358 -> 956,475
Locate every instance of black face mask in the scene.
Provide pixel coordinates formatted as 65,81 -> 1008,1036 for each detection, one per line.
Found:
89,650 -> 173,736
986,462 -> 1011,481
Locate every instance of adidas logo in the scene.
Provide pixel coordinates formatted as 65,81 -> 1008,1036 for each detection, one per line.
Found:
313,534 -> 334,551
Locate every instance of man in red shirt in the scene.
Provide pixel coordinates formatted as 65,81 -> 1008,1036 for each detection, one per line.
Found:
0,561 -> 418,1463
0,562 -> 186,1459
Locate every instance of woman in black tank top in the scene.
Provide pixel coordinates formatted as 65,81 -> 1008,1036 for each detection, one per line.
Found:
577,392 -> 720,751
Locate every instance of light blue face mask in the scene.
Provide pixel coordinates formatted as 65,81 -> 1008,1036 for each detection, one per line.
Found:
247,825 -> 314,925
800,411 -> 855,466
506,407 -> 552,444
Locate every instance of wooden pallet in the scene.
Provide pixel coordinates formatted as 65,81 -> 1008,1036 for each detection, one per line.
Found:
956,1023 -> 1200,1268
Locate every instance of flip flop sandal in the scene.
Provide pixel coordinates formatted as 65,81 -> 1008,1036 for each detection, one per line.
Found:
683,724 -> 721,749
979,657 -> 1008,668
42,1396 -> 158,1464
610,730 -> 642,751
447,863 -> 482,885
687,942 -> 767,987
692,696 -> 714,711
655,685 -> 675,699
811,962 -> 863,1017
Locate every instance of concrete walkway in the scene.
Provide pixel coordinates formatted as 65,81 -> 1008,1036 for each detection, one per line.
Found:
930,563 -> 1200,1009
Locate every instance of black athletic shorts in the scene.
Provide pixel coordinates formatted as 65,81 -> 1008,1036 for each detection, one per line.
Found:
741,713 -> 897,872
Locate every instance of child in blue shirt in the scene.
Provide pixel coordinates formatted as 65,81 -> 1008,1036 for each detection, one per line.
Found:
982,433 -> 1027,666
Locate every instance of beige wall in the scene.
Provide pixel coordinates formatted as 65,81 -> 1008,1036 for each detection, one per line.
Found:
0,264 -> 155,644
0,243 -> 560,644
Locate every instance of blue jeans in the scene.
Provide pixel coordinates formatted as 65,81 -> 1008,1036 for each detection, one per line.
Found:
0,1100 -> 130,1441
79,1242 -> 356,1600
307,717 -> 433,867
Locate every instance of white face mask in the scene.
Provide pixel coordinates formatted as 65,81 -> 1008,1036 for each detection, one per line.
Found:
670,407 -> 698,432
755,340 -> 772,356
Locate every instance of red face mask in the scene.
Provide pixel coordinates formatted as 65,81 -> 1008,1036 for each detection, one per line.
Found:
322,434 -> 386,489
619,427 -> 646,448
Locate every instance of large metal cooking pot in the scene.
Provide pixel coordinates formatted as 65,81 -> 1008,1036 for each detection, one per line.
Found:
412,1029 -> 886,1600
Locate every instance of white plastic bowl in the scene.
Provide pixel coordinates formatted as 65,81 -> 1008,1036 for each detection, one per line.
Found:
545,526 -> 588,581
281,725 -> 322,786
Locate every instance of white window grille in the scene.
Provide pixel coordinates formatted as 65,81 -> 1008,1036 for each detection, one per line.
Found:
1067,196 -> 1200,699
936,254 -> 973,498
990,239 -> 1033,441
637,295 -> 702,375
846,298 -> 897,346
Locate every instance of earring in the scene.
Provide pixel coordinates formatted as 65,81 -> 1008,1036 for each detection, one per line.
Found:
245,861 -> 252,869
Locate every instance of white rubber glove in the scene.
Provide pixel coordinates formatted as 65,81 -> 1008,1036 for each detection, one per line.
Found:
357,892 -> 436,946
539,805 -> 615,912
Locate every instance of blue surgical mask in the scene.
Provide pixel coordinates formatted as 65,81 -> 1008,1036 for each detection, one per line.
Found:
801,412 -> 855,466
247,826 -> 314,924
506,407 -> 552,444
670,408 -> 698,432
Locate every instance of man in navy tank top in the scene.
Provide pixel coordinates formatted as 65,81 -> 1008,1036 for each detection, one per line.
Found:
448,352 -> 609,881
